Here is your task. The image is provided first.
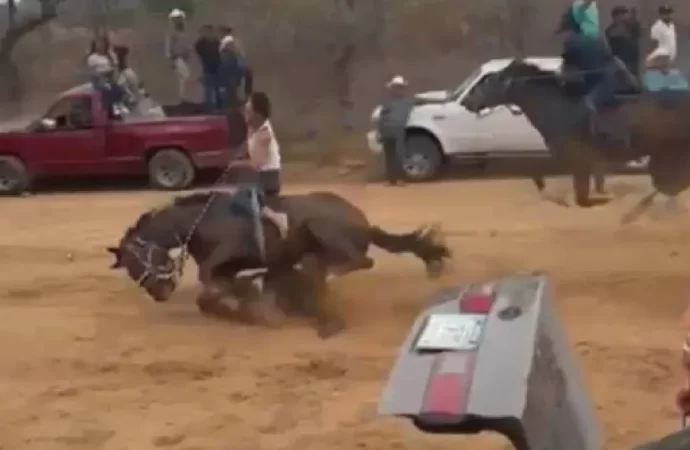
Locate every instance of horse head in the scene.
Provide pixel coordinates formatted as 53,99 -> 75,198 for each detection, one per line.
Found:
461,59 -> 560,113
107,210 -> 180,302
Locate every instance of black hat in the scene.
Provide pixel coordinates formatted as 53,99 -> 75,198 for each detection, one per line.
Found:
612,5 -> 628,15
659,5 -> 673,14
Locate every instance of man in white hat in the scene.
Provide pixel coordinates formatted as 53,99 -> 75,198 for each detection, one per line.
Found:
377,75 -> 445,185
165,8 -> 192,103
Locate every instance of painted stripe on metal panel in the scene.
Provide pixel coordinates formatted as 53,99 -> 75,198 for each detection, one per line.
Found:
422,351 -> 478,415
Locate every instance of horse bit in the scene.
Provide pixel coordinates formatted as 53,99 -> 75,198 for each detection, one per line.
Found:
124,235 -> 183,286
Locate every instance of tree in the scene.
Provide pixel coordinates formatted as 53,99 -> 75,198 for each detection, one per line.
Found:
0,0 -> 67,102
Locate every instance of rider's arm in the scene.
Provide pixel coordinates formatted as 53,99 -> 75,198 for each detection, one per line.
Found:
229,127 -> 271,170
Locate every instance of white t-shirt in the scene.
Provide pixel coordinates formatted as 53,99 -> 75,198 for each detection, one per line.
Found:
87,53 -> 114,76
650,19 -> 677,62
248,120 -> 280,171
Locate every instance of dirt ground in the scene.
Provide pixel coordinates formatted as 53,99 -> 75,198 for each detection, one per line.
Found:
1,174 -> 689,450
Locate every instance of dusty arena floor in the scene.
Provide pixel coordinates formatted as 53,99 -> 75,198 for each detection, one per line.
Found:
1,175 -> 689,449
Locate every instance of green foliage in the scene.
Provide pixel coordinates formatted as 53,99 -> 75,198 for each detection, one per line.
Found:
143,0 -> 195,18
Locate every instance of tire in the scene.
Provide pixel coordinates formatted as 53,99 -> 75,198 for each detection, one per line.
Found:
0,156 -> 29,196
147,149 -> 195,190
402,134 -> 443,182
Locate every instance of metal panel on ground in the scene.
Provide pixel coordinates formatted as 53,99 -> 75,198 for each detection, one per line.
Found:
378,273 -> 602,450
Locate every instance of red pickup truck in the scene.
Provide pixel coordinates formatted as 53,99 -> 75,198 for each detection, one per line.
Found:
0,84 -> 245,195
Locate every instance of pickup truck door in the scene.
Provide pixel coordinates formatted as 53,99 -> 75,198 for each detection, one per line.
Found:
29,95 -> 106,175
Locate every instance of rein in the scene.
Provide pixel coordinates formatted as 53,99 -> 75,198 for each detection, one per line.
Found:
125,235 -> 181,286
127,125 -> 251,284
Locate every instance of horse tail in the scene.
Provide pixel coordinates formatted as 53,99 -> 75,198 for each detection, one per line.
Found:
369,224 -> 451,263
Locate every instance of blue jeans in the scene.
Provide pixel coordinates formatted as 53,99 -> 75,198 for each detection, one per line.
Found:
201,72 -> 221,111
229,185 -> 266,260
584,66 -> 618,111
92,75 -> 125,118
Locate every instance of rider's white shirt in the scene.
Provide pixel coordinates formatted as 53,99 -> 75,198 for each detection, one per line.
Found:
650,19 -> 677,62
248,120 -> 281,171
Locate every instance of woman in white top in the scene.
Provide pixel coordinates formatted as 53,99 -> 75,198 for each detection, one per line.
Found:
648,5 -> 676,65
228,92 -> 288,240
87,35 -> 126,116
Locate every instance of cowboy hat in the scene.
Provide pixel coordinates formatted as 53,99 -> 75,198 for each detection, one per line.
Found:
168,8 -> 186,19
386,75 -> 407,88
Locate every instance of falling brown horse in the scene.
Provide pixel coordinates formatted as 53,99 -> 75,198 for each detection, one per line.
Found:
107,191 -> 451,338
461,60 -> 690,218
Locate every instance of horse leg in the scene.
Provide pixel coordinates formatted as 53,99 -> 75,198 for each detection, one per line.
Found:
196,285 -> 246,321
592,158 -> 607,195
301,254 -> 345,339
533,155 -> 570,207
621,190 -> 658,224
238,272 -> 286,327
265,267 -> 312,316
306,219 -> 373,276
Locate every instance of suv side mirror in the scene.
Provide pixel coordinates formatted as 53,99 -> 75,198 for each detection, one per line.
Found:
40,118 -> 57,130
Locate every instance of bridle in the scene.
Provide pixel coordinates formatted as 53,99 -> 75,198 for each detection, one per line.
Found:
123,235 -> 182,286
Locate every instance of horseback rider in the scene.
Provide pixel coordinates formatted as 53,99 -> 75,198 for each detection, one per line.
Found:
558,1 -> 620,114
226,92 -> 288,261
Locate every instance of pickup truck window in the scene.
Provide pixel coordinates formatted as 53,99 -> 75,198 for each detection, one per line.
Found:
45,97 -> 93,130
449,68 -> 482,100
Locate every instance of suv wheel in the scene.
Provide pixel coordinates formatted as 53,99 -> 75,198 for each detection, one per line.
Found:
402,134 -> 443,182
148,149 -> 196,190
0,156 -> 29,196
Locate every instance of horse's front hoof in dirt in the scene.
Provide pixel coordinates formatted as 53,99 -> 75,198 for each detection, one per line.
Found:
317,317 -> 346,339
576,196 -> 611,208
540,191 -> 570,208
243,291 -> 286,328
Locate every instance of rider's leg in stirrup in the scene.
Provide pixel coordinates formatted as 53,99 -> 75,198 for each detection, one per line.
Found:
260,206 -> 288,238
248,187 -> 266,262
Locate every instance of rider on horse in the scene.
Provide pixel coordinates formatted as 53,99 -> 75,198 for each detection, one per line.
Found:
227,92 -> 288,261
558,1 -> 620,114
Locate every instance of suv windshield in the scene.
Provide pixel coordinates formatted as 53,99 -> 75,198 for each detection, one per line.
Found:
449,67 -> 482,100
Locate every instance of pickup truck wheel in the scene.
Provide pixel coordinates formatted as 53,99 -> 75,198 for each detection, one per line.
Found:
402,134 -> 443,182
0,156 -> 29,196
148,149 -> 196,190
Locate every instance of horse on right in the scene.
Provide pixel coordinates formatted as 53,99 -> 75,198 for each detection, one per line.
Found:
461,58 -> 690,222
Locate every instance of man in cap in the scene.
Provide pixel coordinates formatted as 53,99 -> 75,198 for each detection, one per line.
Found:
377,75 -> 446,186
165,8 -> 193,104
218,33 -> 249,109
605,6 -> 641,80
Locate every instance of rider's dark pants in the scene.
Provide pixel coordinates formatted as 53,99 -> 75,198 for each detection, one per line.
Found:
585,67 -> 618,110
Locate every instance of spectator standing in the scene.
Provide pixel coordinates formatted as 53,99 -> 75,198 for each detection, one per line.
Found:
195,24 -> 221,111
165,8 -> 193,104
87,35 -> 125,117
113,46 -> 142,108
648,5 -> 677,66
605,6 -> 641,78
377,75 -> 446,186
218,36 -> 248,109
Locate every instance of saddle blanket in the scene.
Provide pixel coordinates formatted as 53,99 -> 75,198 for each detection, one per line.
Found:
643,69 -> 690,92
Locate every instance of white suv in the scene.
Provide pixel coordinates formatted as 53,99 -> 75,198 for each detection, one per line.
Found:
367,57 -> 560,181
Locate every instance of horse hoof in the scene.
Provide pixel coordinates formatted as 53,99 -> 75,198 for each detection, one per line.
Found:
317,319 -> 345,339
246,298 -> 285,328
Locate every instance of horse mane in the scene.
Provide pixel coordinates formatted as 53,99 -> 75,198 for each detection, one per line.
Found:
171,191 -> 217,207
123,191 -> 220,240
506,60 -> 562,91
